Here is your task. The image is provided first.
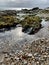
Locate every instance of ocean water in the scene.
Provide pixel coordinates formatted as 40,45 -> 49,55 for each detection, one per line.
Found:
0,7 -> 31,10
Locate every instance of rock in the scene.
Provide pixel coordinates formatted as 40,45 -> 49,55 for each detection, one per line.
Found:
0,10 -> 17,16
32,56 -> 35,59
21,16 -> 42,34
34,53 -> 38,57
48,55 -> 49,58
43,55 -> 47,58
5,57 -> 10,61
28,53 -> 32,58
11,62 -> 15,65
40,58 -> 45,62
43,55 -> 47,61
23,60 -> 27,65
0,55 -> 4,63
4,54 -> 8,58
36,61 -> 39,64
1,63 -> 5,65
14,56 -> 19,61
9,53 -> 14,57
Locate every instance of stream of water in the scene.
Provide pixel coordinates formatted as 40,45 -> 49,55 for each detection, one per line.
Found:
0,19 -> 49,52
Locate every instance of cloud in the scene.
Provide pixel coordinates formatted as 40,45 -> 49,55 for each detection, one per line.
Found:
0,0 -> 48,8
41,0 -> 47,2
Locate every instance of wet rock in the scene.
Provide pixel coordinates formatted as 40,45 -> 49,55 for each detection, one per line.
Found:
23,60 -> 27,65
36,61 -> 39,65
27,53 -> 32,58
34,53 -> 39,57
0,55 -> 4,63
15,56 -> 20,61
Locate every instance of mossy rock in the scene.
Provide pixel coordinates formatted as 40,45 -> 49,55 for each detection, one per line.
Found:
20,16 -> 42,34
45,17 -> 49,21
0,15 -> 19,29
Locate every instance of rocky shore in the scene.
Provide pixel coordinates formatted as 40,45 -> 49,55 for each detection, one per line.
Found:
0,38 -> 49,65
0,8 -> 49,65
0,10 -> 17,16
0,10 -> 42,34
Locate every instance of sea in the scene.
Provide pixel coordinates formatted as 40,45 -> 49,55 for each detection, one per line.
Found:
0,7 -> 31,11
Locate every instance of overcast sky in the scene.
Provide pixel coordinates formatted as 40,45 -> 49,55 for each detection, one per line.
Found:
0,0 -> 49,8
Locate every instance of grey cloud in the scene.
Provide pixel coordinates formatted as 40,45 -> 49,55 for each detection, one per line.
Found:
0,0 -> 49,8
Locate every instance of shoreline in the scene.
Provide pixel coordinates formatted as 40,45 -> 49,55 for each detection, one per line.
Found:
0,8 -> 49,65
0,38 -> 49,65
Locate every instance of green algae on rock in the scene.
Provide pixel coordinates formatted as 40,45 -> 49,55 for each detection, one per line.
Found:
45,17 -> 49,21
20,16 -> 42,34
0,15 -> 19,29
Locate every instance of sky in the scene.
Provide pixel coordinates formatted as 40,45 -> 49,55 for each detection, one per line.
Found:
0,0 -> 49,8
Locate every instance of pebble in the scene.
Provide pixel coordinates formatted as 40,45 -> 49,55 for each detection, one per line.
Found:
0,38 -> 49,65
23,60 -> 27,65
28,53 -> 32,57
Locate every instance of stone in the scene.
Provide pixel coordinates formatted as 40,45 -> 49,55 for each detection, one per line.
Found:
23,60 -> 27,65
14,56 -> 19,61
34,53 -> 38,57
28,53 -> 32,58
36,61 -> 39,64
0,55 -> 4,63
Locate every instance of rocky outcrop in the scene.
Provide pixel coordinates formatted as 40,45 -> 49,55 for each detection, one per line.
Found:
21,16 -> 42,34
0,15 -> 19,30
0,10 -> 17,16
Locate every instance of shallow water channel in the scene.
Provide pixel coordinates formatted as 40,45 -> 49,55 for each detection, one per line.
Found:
0,19 -> 49,52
